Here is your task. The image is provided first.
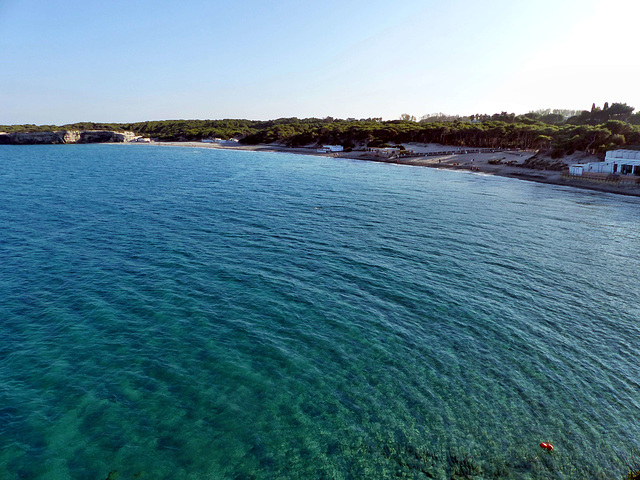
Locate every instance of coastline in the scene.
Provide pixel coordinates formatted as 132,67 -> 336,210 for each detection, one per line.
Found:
145,141 -> 640,198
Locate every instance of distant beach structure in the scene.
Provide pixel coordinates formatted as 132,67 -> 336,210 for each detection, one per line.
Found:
569,149 -> 640,177
366,147 -> 401,157
316,145 -> 344,153
201,138 -> 240,145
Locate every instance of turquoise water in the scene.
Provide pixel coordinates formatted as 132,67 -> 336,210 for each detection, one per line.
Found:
1,144 -> 639,479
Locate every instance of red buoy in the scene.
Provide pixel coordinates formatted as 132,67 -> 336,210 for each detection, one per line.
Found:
546,444 -> 554,451
539,442 -> 548,449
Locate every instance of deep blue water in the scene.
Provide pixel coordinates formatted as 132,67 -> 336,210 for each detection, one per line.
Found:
1,144 -> 639,479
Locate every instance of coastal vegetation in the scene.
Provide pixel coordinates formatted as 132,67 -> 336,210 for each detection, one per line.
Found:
2,103 -> 639,157
624,452 -> 640,480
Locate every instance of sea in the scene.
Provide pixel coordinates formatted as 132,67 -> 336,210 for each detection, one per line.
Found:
0,144 -> 639,480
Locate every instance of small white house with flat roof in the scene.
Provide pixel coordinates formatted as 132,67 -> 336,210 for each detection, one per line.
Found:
604,149 -> 640,175
569,149 -> 640,176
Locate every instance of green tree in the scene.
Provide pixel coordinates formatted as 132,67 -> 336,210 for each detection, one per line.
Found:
399,113 -> 416,122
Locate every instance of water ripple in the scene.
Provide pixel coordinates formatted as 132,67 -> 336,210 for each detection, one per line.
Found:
0,145 -> 639,479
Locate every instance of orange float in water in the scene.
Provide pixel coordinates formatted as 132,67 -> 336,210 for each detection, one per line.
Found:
539,443 -> 548,449
546,444 -> 554,451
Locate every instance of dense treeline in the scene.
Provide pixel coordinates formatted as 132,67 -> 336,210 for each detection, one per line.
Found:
238,117 -> 640,157
0,122 -> 127,133
2,103 -> 639,157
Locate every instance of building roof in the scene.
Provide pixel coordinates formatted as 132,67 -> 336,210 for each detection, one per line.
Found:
605,149 -> 640,160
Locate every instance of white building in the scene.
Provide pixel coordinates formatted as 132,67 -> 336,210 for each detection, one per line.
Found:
317,145 -> 344,153
569,149 -> 640,176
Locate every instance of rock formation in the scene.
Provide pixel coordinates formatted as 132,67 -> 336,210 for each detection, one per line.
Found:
0,130 -> 137,145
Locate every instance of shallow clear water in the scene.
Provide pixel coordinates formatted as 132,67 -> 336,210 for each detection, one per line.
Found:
1,144 -> 639,479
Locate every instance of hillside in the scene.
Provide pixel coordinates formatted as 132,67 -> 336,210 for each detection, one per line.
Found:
2,103 -> 639,157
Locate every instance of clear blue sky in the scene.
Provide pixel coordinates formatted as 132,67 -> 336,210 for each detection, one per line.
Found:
1,0 -> 638,124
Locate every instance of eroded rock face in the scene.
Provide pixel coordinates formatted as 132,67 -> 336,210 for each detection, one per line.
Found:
78,131 -> 124,143
0,131 -> 65,144
0,130 -> 137,145
63,131 -> 81,143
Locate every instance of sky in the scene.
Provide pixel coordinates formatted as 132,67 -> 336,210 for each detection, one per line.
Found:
1,0 -> 639,124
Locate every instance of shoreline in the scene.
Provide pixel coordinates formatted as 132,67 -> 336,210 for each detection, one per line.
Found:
145,141 -> 640,198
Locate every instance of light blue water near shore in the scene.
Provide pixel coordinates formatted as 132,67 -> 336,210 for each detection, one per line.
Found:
1,144 -> 639,479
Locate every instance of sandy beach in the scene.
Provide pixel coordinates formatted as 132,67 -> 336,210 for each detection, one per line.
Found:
149,141 -> 640,198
